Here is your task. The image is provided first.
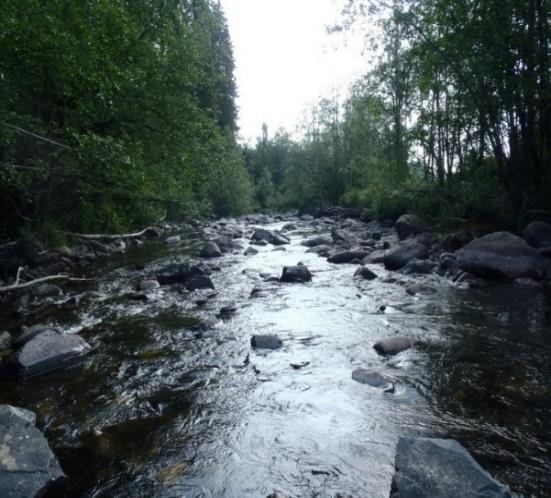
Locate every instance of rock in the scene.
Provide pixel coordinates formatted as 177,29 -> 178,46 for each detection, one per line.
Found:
352,369 -> 394,392
280,265 -> 312,283
301,235 -> 332,247
443,231 -> 474,251
213,236 -> 242,252
390,437 -> 512,498
199,242 -> 222,258
514,277 -> 542,288
281,223 -> 297,231
166,235 -> 182,245
251,335 -> 283,350
363,250 -> 385,264
0,404 -> 66,497
456,231 -> 548,280
354,267 -> 378,280
402,259 -> 434,275
328,250 -> 369,264
12,325 -> 55,349
32,283 -> 62,297
394,214 -> 429,240
138,280 -> 160,292
55,246 -> 73,258
219,303 -> 237,316
439,252 -> 458,272
405,283 -> 436,295
0,331 -> 12,351
523,221 -> 551,248
373,336 -> 417,356
331,229 -> 348,243
244,247 -> 259,256
384,242 -> 428,271
185,275 -> 215,291
156,263 -> 208,285
251,229 -> 290,245
2,330 -> 91,378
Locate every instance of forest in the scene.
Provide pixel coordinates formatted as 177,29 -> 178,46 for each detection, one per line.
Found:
1,0 -> 549,240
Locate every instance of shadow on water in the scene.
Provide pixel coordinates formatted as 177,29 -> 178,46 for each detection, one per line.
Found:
0,221 -> 550,497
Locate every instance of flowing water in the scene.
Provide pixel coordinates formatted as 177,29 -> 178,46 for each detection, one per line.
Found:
0,219 -> 550,497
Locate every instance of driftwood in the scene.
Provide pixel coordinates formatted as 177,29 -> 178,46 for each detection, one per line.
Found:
0,267 -> 92,293
64,226 -> 158,242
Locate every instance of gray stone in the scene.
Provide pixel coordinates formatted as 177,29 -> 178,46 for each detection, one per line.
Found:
384,242 -> 428,271
200,242 -> 222,258
523,221 -> 551,248
354,267 -> 378,280
373,336 -> 417,355
395,214 -> 429,240
456,231 -> 548,280
3,330 -> 91,378
251,229 -> 290,246
251,335 -> 283,350
0,404 -> 66,497
280,265 -> 312,283
185,275 -> 215,291
391,437 -> 511,498
363,250 -> 385,264
301,235 -> 332,247
244,247 -> 259,256
352,369 -> 394,392
12,325 -> 55,349
328,250 -> 369,264
402,259 -> 434,275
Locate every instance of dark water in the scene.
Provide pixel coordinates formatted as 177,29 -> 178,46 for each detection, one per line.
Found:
1,220 -> 550,497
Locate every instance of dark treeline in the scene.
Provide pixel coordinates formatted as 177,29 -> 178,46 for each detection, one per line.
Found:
246,0 -> 550,228
0,0 -> 251,241
1,0 -> 549,243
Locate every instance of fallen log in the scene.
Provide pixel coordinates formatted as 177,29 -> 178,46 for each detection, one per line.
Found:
64,226 -> 159,242
0,271 -> 92,293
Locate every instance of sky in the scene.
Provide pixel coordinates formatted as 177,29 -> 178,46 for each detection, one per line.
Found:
220,0 -> 368,143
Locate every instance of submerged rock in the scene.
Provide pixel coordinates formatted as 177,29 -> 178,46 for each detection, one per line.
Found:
384,242 -> 428,271
0,405 -> 66,497
354,266 -> 378,280
352,368 -> 394,392
394,214 -> 429,240
328,250 -> 369,264
373,336 -> 417,356
185,275 -> 215,291
280,265 -> 312,283
199,242 -> 222,258
391,437 -> 512,498
251,335 -> 283,350
1,330 -> 91,378
456,231 -> 548,280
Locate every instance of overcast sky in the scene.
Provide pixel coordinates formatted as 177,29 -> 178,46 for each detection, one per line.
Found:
220,0 -> 367,143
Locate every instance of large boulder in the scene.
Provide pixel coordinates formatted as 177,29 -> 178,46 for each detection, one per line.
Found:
199,242 -> 222,258
522,221 -> 551,249
1,330 -> 91,378
394,214 -> 429,240
0,405 -> 66,497
251,335 -> 283,350
280,265 -> 312,283
301,235 -> 332,247
328,250 -> 369,264
354,266 -> 378,280
251,229 -> 290,246
384,242 -> 428,271
456,231 -> 548,280
391,437 -> 511,498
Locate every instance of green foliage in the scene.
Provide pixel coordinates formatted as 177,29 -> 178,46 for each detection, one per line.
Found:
0,0 -> 251,238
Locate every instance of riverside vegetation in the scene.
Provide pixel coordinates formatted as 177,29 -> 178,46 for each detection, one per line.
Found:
0,1 -> 550,497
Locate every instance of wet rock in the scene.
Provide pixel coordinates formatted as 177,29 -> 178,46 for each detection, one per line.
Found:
0,404 -> 66,497
0,331 -> 12,351
328,250 -> 369,264
156,263 -> 208,285
244,247 -> 259,256
405,283 -> 436,295
281,223 -> 297,231
219,303 -> 237,316
306,245 -> 331,257
290,361 -> 310,370
280,265 -> 312,283
523,221 -> 551,249
352,368 -> 394,392
456,231 -> 548,280
251,229 -> 290,245
354,266 -> 377,280
402,259 -> 434,275
394,214 -> 429,240
185,275 -> 215,291
32,283 -> 62,297
384,242 -> 428,271
363,250 -> 385,264
138,280 -> 160,292
439,252 -> 458,272
390,437 -> 512,498
213,236 -> 242,252
199,242 -> 222,258
2,329 -> 91,378
166,235 -> 182,245
373,336 -> 417,355
251,335 -> 283,350
301,235 -> 332,247
12,325 -> 55,349
250,239 -> 268,246
443,231 -> 474,252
